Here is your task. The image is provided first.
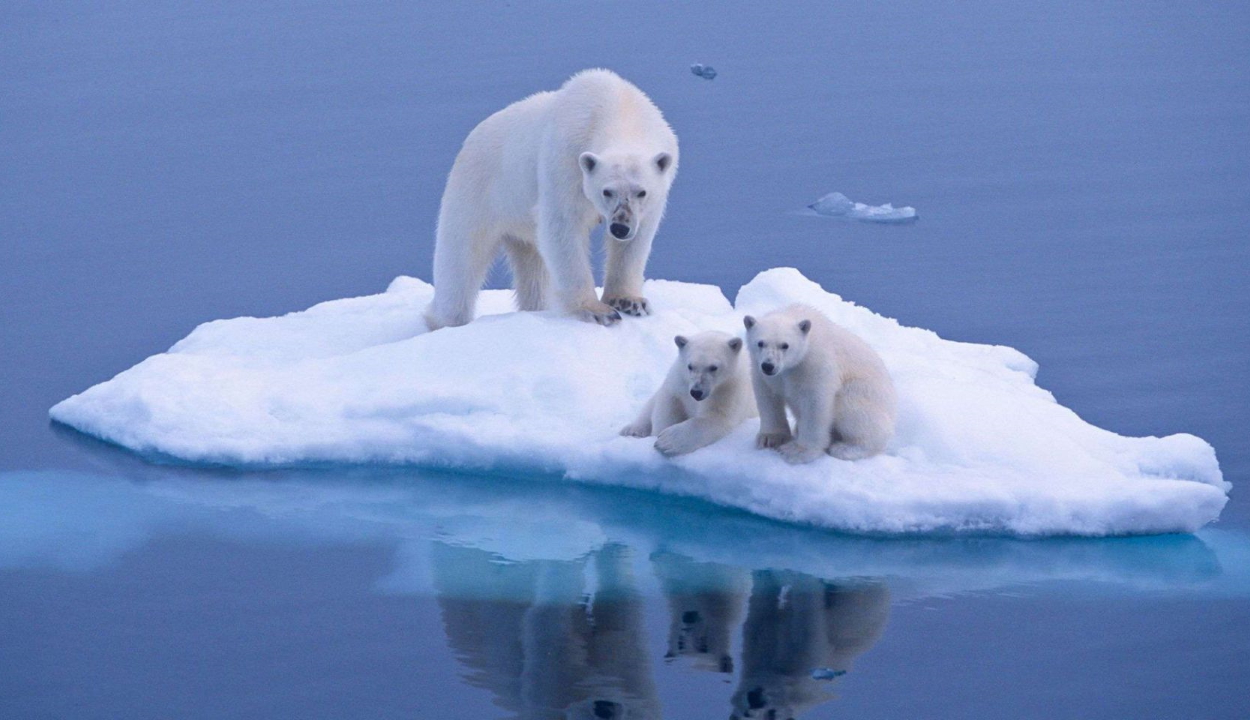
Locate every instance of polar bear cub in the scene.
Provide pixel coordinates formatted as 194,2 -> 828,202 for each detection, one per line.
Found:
424,68 -> 679,330
744,304 -> 896,464
621,332 -> 757,456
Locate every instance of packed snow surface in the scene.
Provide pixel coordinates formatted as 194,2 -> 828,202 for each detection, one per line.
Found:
50,269 -> 1227,536
808,192 -> 918,223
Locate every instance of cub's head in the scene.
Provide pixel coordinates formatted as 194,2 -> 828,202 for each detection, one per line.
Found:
673,331 -> 743,402
579,150 -> 674,241
743,313 -> 812,377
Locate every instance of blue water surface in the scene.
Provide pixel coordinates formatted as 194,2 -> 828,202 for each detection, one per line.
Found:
2,1 -> 1248,718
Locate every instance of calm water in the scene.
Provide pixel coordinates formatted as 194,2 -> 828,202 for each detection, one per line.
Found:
2,1 -> 1248,718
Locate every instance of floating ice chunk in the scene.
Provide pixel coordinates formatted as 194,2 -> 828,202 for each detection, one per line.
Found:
808,192 -> 918,224
810,668 -> 847,681
49,269 -> 1228,536
690,63 -> 717,80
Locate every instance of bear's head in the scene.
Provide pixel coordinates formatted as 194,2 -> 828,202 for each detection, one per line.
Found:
579,150 -> 674,242
674,331 -> 743,402
743,313 -> 812,377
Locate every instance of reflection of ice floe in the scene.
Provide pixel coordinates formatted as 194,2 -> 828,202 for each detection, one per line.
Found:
807,191 -> 918,223
1,469 -> 1243,601
50,268 -> 1226,536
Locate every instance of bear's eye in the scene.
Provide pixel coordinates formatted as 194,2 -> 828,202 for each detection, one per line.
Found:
687,364 -> 694,371
709,365 -> 718,372
603,189 -> 614,198
780,343 -> 789,351
757,341 -> 765,348
637,190 -> 647,198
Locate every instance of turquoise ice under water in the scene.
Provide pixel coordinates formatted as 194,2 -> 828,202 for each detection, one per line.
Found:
3,0 -> 1248,718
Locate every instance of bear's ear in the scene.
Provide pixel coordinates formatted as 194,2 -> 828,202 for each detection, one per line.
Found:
654,152 -> 672,173
579,152 -> 599,174
727,337 -> 743,353
798,319 -> 812,335
743,316 -> 755,330
674,335 -> 688,349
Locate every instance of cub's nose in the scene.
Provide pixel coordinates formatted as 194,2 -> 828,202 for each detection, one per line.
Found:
690,388 -> 706,401
761,362 -> 776,375
609,223 -> 630,239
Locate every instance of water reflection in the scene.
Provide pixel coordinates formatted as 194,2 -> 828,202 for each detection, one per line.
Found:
733,572 -> 888,720
434,543 -> 660,719
653,552 -> 748,674
2,454 -> 1247,718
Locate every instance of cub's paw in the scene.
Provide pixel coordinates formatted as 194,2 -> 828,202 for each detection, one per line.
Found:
576,300 -> 622,326
755,431 -> 793,450
778,441 -> 823,465
620,422 -> 651,438
603,295 -> 650,317
655,426 -> 696,457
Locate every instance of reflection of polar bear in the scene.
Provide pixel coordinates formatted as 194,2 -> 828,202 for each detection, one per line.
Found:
651,551 -> 749,674
424,69 -> 679,330
730,571 -> 890,720
432,542 -> 660,719
745,304 -> 896,464
621,332 -> 757,457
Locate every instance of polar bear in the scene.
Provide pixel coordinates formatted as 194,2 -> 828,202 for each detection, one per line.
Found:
744,304 -> 896,464
423,69 -> 679,330
620,331 -> 757,457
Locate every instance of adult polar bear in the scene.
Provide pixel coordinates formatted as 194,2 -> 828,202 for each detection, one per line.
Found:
424,69 -> 679,329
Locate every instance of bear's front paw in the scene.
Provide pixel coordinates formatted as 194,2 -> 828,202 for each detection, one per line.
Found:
576,300 -> 622,326
778,441 -> 823,464
755,431 -> 792,449
655,426 -> 696,457
603,295 -> 650,317
620,422 -> 651,438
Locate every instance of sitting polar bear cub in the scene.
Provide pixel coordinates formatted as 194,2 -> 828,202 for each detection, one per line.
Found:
424,68 -> 679,330
621,332 -> 757,457
745,304 -> 896,464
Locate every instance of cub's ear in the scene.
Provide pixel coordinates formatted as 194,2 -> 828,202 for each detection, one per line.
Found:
579,152 -> 599,173
674,335 -> 688,349
654,152 -> 672,173
743,316 -> 755,330
798,319 -> 812,334
727,337 -> 743,352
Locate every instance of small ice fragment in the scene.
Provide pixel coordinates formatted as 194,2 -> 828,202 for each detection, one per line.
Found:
808,192 -> 855,216
808,191 -> 918,224
690,63 -> 717,80
811,667 -> 847,681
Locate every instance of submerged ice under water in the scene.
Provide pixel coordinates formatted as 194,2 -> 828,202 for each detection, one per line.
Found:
49,269 -> 1228,537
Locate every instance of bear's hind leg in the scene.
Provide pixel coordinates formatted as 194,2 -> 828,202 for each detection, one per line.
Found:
503,235 -> 549,312
425,215 -> 502,330
828,380 -> 895,460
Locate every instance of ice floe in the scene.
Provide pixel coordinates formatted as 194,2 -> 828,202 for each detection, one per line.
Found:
50,269 -> 1227,536
807,192 -> 918,224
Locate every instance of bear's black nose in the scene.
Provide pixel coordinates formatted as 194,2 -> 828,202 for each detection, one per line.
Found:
761,362 -> 776,375
610,223 -> 630,239
690,388 -> 705,401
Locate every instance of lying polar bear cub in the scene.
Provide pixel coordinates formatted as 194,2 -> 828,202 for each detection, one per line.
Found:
621,332 -> 757,456
745,304 -> 897,464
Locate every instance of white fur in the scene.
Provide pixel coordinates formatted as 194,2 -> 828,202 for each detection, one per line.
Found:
744,304 -> 897,464
620,331 -> 757,457
424,69 -> 679,329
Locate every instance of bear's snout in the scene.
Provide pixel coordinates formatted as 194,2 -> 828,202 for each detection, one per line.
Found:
609,222 -> 631,239
690,388 -> 706,401
761,362 -> 776,375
